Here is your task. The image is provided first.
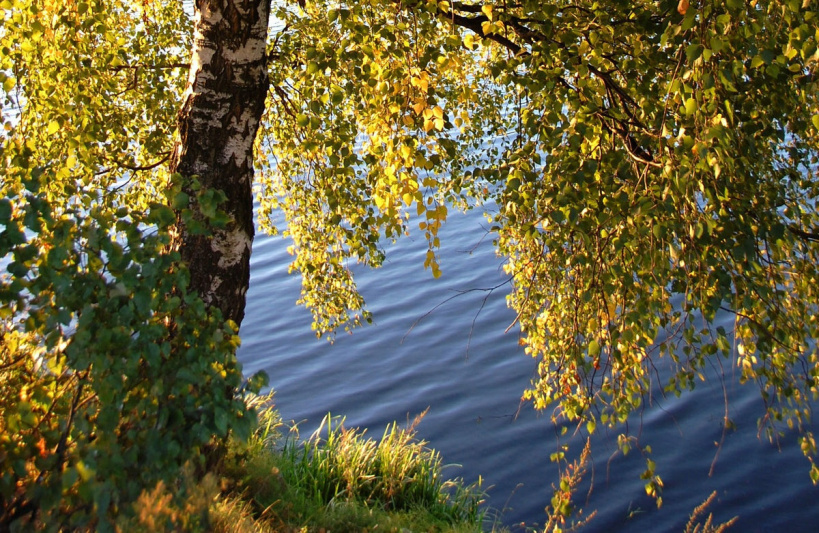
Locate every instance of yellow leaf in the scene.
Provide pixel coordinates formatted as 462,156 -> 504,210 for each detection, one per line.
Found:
464,33 -> 476,50
47,120 -> 60,135
412,72 -> 429,93
403,176 -> 419,192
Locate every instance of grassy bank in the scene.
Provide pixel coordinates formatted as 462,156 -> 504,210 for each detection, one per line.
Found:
119,391 -> 493,532
216,393 -> 489,533
113,392 -> 739,533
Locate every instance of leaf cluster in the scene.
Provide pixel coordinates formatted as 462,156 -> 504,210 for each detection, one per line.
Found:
259,0 -> 501,336
260,0 -> 819,489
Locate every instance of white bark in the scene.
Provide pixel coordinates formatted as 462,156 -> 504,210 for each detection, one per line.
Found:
170,0 -> 271,326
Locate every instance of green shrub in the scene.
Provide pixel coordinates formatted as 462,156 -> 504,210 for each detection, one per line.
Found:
0,191 -> 262,530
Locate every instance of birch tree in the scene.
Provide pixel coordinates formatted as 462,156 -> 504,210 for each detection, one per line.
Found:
169,0 -> 271,326
2,0 -> 819,528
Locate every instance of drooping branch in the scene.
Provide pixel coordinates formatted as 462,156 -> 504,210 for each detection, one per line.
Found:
424,1 -> 658,168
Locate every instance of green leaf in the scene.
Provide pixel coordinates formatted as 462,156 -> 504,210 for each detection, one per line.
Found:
214,407 -> 228,435
172,192 -> 189,209
686,44 -> 703,62
588,339 -> 601,357
148,204 -> 175,228
652,225 -> 665,239
0,199 -> 11,222
684,97 -> 697,115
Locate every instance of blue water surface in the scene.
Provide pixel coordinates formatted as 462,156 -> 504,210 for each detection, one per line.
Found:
238,206 -> 819,532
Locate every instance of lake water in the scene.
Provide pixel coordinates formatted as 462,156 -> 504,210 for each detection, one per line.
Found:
238,206 -> 819,532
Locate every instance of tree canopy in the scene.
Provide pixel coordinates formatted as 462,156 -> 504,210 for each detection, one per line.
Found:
263,0 -> 819,490
2,0 -> 818,528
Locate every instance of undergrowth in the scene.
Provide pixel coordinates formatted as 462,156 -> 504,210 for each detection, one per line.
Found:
209,392 -> 490,533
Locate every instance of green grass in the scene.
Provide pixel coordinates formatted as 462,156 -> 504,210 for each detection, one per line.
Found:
209,392 -> 494,533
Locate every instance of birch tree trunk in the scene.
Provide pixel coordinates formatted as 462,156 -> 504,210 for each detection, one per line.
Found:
170,0 -> 271,328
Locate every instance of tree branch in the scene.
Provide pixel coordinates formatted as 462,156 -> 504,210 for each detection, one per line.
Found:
94,151 -> 171,176
427,1 -> 658,165
440,7 -> 525,54
109,63 -> 190,72
788,225 -> 819,243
